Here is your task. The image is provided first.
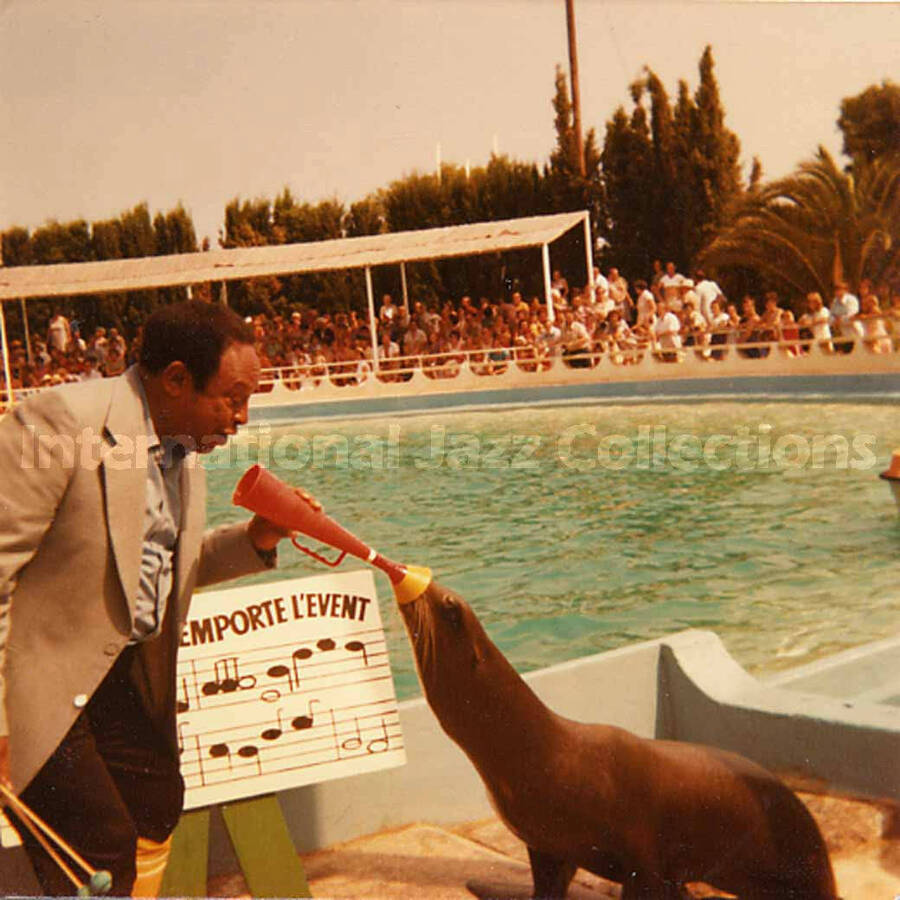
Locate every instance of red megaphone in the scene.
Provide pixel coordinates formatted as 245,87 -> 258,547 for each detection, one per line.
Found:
232,465 -> 432,605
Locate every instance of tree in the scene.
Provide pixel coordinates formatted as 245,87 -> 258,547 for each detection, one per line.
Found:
600,48 -> 743,277
838,80 -> 900,173
545,66 -> 604,289
153,204 -> 198,306
220,197 -> 282,316
30,220 -> 92,265
600,105 -> 654,278
1,227 -> 33,267
699,147 -> 900,299
691,46 -> 742,249
271,191 -> 363,313
153,204 -> 198,256
641,70 -> 680,264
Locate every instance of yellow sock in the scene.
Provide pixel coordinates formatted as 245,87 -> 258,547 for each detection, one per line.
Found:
132,834 -> 173,898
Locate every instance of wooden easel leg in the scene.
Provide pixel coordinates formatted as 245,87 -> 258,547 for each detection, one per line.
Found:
221,795 -> 311,898
158,808 -> 210,897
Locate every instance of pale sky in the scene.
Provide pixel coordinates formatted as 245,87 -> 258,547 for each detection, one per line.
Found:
1,0 -> 897,247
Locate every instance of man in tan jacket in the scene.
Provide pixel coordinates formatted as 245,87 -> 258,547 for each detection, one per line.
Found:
0,300 -> 313,895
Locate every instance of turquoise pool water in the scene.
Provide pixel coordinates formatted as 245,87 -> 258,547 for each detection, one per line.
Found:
204,401 -> 900,701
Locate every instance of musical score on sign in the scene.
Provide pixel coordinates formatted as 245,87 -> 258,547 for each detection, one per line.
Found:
177,569 -> 405,809
0,569 -> 405,845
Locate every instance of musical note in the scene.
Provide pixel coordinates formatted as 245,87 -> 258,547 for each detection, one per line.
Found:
209,743 -> 231,768
340,716 -> 362,753
264,663 -> 295,700
176,677 -> 191,713
237,745 -> 262,775
291,699 -> 319,731
366,718 -> 390,754
286,646 -> 313,690
317,638 -> 336,652
192,735 -> 207,786
345,640 -> 368,667
177,721 -> 190,755
261,709 -> 285,742
201,657 -> 257,696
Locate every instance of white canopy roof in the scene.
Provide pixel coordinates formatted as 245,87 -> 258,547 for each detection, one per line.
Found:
0,211 -> 587,301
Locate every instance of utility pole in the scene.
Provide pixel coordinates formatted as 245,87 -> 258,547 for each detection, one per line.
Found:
565,0 -> 586,177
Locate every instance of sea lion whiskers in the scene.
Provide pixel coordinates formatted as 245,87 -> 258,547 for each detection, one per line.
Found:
402,592 -> 439,680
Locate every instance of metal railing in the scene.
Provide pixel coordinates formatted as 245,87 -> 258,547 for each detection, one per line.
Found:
252,328 -> 898,393
2,325 -> 896,413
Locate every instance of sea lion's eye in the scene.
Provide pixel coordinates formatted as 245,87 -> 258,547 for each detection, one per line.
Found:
440,598 -> 464,630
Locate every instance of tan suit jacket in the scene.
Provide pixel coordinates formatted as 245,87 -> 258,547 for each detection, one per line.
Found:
0,368 -> 269,792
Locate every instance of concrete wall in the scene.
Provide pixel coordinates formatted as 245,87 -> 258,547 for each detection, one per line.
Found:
765,633 -> 900,705
655,631 -> 900,804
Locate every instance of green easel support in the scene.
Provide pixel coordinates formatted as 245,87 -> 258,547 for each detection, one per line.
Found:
160,796 -> 311,897
159,809 -> 210,897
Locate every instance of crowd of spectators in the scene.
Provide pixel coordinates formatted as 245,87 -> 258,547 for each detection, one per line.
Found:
3,263 -> 899,398
248,262 -> 900,388
2,311 -> 138,395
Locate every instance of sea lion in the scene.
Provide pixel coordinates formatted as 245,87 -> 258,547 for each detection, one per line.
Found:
399,581 -> 838,900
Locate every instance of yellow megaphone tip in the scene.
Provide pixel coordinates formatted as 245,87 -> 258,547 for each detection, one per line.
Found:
392,565 -> 433,606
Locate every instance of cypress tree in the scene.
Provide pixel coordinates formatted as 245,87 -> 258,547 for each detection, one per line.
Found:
691,46 -> 742,253
600,105 -> 654,278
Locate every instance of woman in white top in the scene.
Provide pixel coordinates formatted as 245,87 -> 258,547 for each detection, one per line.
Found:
653,300 -> 682,361
46,311 -> 71,353
799,292 -> 833,353
857,293 -> 892,353
634,279 -> 657,330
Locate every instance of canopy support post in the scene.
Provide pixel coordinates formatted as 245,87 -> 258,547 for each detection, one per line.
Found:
400,261 -> 409,312
542,243 -> 554,322
365,266 -> 379,375
1,301 -> 14,411
583,213 -> 594,296
20,298 -> 32,365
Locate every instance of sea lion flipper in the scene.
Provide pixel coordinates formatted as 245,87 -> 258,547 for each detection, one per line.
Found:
527,847 -> 577,899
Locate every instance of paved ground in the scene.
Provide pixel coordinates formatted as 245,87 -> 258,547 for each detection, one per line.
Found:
207,792 -> 900,899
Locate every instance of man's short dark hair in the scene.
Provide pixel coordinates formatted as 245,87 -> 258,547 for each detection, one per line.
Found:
140,300 -> 255,391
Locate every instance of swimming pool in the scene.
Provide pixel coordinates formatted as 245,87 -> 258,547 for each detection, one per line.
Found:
204,401 -> 900,701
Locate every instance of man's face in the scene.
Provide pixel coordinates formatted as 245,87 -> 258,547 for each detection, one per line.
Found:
181,342 -> 260,453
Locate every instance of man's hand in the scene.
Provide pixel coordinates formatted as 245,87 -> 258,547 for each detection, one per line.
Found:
0,735 -> 10,789
247,488 -> 322,552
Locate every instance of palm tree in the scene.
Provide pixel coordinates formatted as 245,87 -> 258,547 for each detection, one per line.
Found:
700,147 -> 899,296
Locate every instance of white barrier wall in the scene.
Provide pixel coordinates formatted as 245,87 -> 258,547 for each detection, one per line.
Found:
655,631 -> 900,804
250,338 -> 900,417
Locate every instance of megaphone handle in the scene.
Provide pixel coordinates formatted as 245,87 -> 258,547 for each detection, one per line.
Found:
290,538 -> 348,568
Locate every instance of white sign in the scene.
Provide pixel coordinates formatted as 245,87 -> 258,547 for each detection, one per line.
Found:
177,569 -> 405,809
1,569 -> 405,846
